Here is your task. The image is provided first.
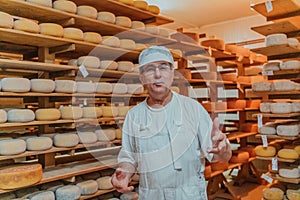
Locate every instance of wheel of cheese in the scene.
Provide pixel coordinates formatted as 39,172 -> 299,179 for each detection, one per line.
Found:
97,11 -> 116,24
115,128 -> 122,139
118,0 -> 134,5
0,11 -> 14,28
239,145 -> 256,157
277,124 -> 299,137
0,109 -> 7,123
100,60 -> 118,70
30,79 -> 55,93
246,100 -> 261,109
145,25 -> 159,35
295,145 -> 300,155
102,36 -> 120,47
83,32 -> 102,44
0,163 -> 42,189
13,19 -> 40,33
270,102 -> 292,114
96,128 -> 116,141
260,102 -> 271,113
1,77 -> 30,92
227,100 -> 246,109
39,23 -> 64,37
63,27 -> 84,40
0,139 -> 26,155
281,60 -> 300,70
120,39 -> 136,50
133,0 -> 148,10
115,16 -> 132,28
7,109 -> 35,122
273,80 -> 299,91
68,59 -> 77,66
83,107 -> 102,118
96,176 -> 113,189
230,150 -> 250,163
252,81 -> 272,92
24,190 -> 55,200
201,38 -> 225,50
117,61 -> 134,72
279,167 -> 300,179
76,81 -> 95,93
118,106 -> 130,117
55,80 -> 76,93
76,180 -> 98,195
95,82 -> 113,93
55,185 -> 81,200
159,28 -> 171,38
277,149 -> 299,159
148,5 -> 160,14
265,33 -> 288,47
77,5 -> 98,19
263,60 -> 281,71
241,123 -> 258,132
254,145 -> 276,157
259,125 -> 276,135
287,189 -> 300,200
35,108 -> 61,121
26,136 -> 53,151
170,49 -> 183,58
127,84 -> 144,94
135,43 -> 147,51
77,56 -> 101,69
53,0 -> 77,14
112,83 -> 128,94
26,0 -> 52,7
287,38 -> 300,47
78,132 -> 98,144
53,133 -> 79,147
131,21 -> 145,31
101,106 -> 119,117
262,187 -> 284,200
210,161 -> 229,171
60,106 -> 83,119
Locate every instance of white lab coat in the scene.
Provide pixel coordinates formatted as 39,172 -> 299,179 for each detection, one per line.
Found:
118,91 -> 213,200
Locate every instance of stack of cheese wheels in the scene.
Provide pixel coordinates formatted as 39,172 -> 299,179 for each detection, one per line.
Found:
96,176 -> 113,190
13,19 -> 40,33
39,23 -> 64,37
7,109 -> 35,122
95,82 -> 113,93
295,145 -> 300,155
102,106 -> 118,117
27,0 -> 52,7
262,187 -> 284,200
55,80 -> 76,93
263,60 -> 281,71
133,0 -> 148,10
112,83 -> 128,94
127,84 -> 144,94
115,16 -> 131,28
265,33 -> 288,47
77,56 -> 101,69
279,167 -> 300,179
76,81 -> 95,93
259,124 -> 276,135
35,108 -> 61,121
230,150 -> 250,163
60,106 -> 83,120
277,124 -> 299,137
82,107 -> 102,118
26,136 -> 53,151
102,36 -> 120,47
0,139 -> 26,155
287,189 -> 300,200
131,21 -> 145,31
252,81 -> 272,92
117,61 -> 134,72
148,5 -> 160,14
281,60 -> 300,70
273,80 -> 300,91
53,133 -> 79,147
78,132 -> 98,144
83,32 -> 102,44
254,145 -> 276,157
97,11 -> 116,23
145,25 -> 159,35
260,102 -> 272,113
120,39 -> 136,50
63,27 -> 84,40
227,100 -> 246,109
76,180 -> 98,195
53,0 -> 77,13
0,109 -> 7,123
277,149 -> 299,160
30,79 -> 55,93
115,128 -> 122,139
211,161 -> 229,171
55,185 -> 82,200
100,60 -> 118,70
96,128 -> 116,141
0,11 -> 14,28
77,5 -> 98,19
118,0 -> 134,5
118,106 -> 131,117
1,77 -> 31,92
201,37 -> 225,50
23,191 -> 55,200
270,102 -> 292,114
0,163 -> 43,189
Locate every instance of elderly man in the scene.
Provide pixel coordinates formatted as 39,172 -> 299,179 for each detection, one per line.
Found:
111,46 -> 232,200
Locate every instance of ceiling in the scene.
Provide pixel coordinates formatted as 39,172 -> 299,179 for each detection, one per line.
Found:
147,0 -> 265,29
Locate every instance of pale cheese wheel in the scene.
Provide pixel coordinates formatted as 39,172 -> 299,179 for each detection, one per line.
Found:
100,60 -> 118,70
96,176 -> 113,189
55,185 -> 81,200
265,33 -> 288,47
39,23 -> 64,37
7,109 -> 35,122
118,0 -> 134,5
24,191 -> 55,200
159,28 -> 171,37
260,102 -> 271,113
117,61 -> 134,72
120,39 -> 136,50
115,128 -> 122,139
292,102 -> 300,112
277,149 -> 299,159
76,81 -> 95,93
53,0 -> 77,13
83,32 -> 102,44
262,187 -> 284,200
263,60 -> 281,71
295,145 -> 300,155
279,167 -> 300,179
287,189 -> 300,200
259,125 -> 276,135
112,83 -> 128,94
35,108 -> 61,121
96,128 -> 116,141
0,11 -> 14,28
63,27 -> 84,40
148,5 -> 160,14
270,102 -> 292,114
127,84 -> 144,94
115,16 -> 132,28
201,38 -> 225,50
1,77 -> 30,92
120,192 -> 139,200
0,164 -> 42,189
97,11 -> 116,24
13,19 -> 40,33
55,80 -> 76,93
273,80 -> 299,91
131,21 -> 145,31
60,106 -> 83,119
102,36 -> 120,47
76,180 -> 98,195
101,106 -> 118,117
287,37 -> 299,47
77,5 -> 98,19
95,82 -> 113,93
30,79 -> 55,93
26,0 -> 52,7
0,109 -> 7,123
118,106 -> 130,117
281,60 -> 300,70
53,133 -> 79,147
254,145 -> 276,157
135,43 -> 147,51
252,81 -> 272,92
171,49 -> 183,58
227,100 -> 246,109
211,161 -> 229,171
277,124 -> 299,137
26,136 -> 53,151
0,139 -> 26,155
145,25 -> 159,35
82,107 -> 102,118
133,0 -> 148,10
77,56 -> 101,69
229,150 -> 250,163
78,132 -> 98,144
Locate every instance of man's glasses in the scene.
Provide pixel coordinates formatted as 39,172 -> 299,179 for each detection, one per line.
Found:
141,63 -> 172,76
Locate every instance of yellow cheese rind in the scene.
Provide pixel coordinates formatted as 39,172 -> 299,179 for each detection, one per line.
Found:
39,23 -> 64,37
96,128 -> 116,141
77,5 -> 98,19
63,27 -> 84,40
148,5 -> 160,14
100,60 -> 118,70
115,16 -> 132,28
97,11 -> 116,24
133,1 -> 148,10
77,56 -> 101,69
26,136 -> 53,151
254,145 -> 276,157
0,11 -> 14,28
60,106 -> 83,120
262,187 -> 284,200
53,0 -> 77,13
35,108 -> 61,121
26,0 -> 52,7
102,36 -> 120,47
277,149 -> 299,159
53,133 -> 79,147
83,32 -> 102,44
13,19 -> 40,33
82,107 -> 102,118
0,109 -> 7,123
101,106 -> 118,117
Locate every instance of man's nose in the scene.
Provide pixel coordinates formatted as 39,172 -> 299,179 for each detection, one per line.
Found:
154,67 -> 162,77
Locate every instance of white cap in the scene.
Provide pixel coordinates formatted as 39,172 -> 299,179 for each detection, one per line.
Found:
138,46 -> 174,67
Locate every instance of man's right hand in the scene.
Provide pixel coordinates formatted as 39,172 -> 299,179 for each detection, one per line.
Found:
111,168 -> 134,193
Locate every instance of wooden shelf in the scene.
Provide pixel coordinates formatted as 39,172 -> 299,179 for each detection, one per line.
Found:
252,112 -> 300,118
269,173 -> 300,184
255,134 -> 300,141
227,131 -> 257,141
251,44 -> 300,58
256,156 -> 299,163
246,89 -> 300,98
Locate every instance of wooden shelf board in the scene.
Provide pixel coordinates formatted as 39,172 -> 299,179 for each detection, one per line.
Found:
269,173 -> 300,184
256,156 -> 298,163
255,134 -> 300,141
251,44 -> 300,57
252,112 -> 300,118
265,69 -> 300,76
186,79 -> 236,85
226,131 -> 257,141
246,89 -> 300,98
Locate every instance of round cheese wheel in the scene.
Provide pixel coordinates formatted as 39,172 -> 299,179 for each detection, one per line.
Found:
68,59 -> 77,66
279,167 -> 300,179
127,84 -> 144,94
292,102 -> 300,112
201,38 -> 225,50
265,33 -> 288,47
55,80 -> 76,93
281,60 -> 300,70
133,0 -> 148,10
227,100 -> 246,109
55,185 -> 81,200
102,36 -> 120,47
0,139 -> 26,155
287,38 -> 300,47
63,27 -> 84,40
135,43 -> 147,52
117,61 -> 134,72
26,136 -> 53,151
60,106 -> 83,119
100,60 -> 118,70
39,23 -> 64,37
1,77 -> 30,92
77,56 -> 101,69
96,176 -> 113,189
287,189 -> 300,200
35,108 -> 61,121
95,82 -> 113,93
132,63 -> 140,72
13,19 -> 40,33
53,0 -> 77,13
82,107 -> 102,118
76,180 -> 98,195
239,145 -> 256,157
262,187 -> 284,200
7,109 -> 35,122
252,81 -> 272,92
26,0 -> 52,7
277,149 -> 299,159
115,16 -> 132,28
53,133 -> 79,147
83,32 -> 102,44
77,5 -> 97,19
260,102 -> 271,113
101,106 -> 118,117
131,21 -> 145,31
230,150 -> 250,163
0,109 -> 7,123
277,124 -> 299,137
78,132 -> 98,144
96,128 -> 116,141
115,128 -> 122,139
120,39 -> 136,50
263,60 -> 281,71
0,163 -> 43,189
97,11 -> 116,24
118,106 -> 130,117
0,11 -> 13,28
112,83 -> 128,94
295,145 -> 300,155
159,28 -> 171,37
30,79 -> 55,93
76,81 -> 95,93
259,125 -> 276,135
118,0 -> 134,5
211,161 -> 229,171
24,190 -> 55,200
273,80 -> 299,91
254,145 -> 276,157
270,102 -> 292,114
145,25 -> 159,35
148,5 -> 160,14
